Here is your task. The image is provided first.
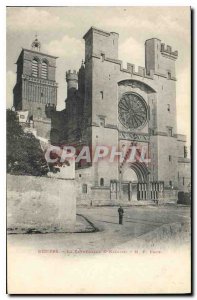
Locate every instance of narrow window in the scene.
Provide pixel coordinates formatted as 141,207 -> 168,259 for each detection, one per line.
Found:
100,91 -> 104,100
169,180 -> 172,187
168,72 -> 171,79
167,104 -> 170,112
168,127 -> 173,137
41,60 -> 48,79
100,117 -> 105,127
100,178 -> 104,186
82,184 -> 87,193
32,58 -> 38,77
183,177 -> 185,186
169,155 -> 172,162
184,146 -> 187,158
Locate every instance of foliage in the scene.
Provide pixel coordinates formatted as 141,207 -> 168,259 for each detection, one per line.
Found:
7,109 -> 49,176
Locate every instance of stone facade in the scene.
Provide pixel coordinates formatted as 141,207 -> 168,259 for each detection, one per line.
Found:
177,134 -> 191,192
13,27 -> 191,205
50,26 -> 190,205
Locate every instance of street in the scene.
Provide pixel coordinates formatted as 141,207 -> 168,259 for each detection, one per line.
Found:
7,205 -> 190,252
7,205 -> 191,294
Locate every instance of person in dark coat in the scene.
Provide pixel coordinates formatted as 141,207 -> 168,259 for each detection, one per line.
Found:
118,206 -> 124,225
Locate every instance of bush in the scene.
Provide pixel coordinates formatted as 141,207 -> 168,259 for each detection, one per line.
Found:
7,109 -> 49,176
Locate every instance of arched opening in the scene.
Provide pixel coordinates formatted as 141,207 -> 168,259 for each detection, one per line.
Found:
118,79 -> 156,94
122,168 -> 138,182
100,178 -> 104,186
41,60 -> 48,79
121,162 -> 149,201
32,58 -> 39,77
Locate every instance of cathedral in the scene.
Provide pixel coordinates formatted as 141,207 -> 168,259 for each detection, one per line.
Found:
13,27 -> 190,205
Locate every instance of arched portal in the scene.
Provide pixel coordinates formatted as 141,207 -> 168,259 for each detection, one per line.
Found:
122,168 -> 138,182
121,162 -> 149,201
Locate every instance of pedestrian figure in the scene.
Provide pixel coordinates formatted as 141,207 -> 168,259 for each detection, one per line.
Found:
118,206 -> 124,225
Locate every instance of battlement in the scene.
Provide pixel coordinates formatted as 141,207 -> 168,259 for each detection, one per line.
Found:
66,70 -> 78,82
103,56 -> 176,81
160,43 -> 178,59
121,62 -> 156,79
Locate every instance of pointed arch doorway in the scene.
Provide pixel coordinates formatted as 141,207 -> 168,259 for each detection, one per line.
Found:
121,162 -> 149,201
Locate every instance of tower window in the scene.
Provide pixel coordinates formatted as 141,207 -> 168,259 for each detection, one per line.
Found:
32,58 -> 39,77
41,60 -> 48,79
183,177 -> 185,186
169,155 -> 172,162
169,181 -> 172,187
100,178 -> 104,186
167,104 -> 170,112
100,91 -> 104,100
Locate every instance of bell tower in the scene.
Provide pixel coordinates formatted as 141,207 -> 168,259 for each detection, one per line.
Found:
13,36 -> 58,139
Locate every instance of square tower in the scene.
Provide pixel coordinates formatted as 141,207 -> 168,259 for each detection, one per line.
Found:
13,37 -> 58,120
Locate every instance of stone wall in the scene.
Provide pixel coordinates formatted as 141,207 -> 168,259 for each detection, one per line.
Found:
7,174 -> 76,233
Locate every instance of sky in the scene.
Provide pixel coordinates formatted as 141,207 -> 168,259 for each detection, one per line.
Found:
6,6 -> 191,143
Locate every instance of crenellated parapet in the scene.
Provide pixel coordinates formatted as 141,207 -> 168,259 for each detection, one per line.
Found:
65,70 -> 78,100
66,70 -> 78,82
91,50 -> 177,81
121,63 -> 154,79
102,56 -> 176,80
160,43 -> 178,59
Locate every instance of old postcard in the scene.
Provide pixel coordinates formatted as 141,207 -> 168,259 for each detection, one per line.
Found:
6,6 -> 191,294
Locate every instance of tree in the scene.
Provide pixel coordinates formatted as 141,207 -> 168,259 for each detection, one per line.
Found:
7,109 -> 49,176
